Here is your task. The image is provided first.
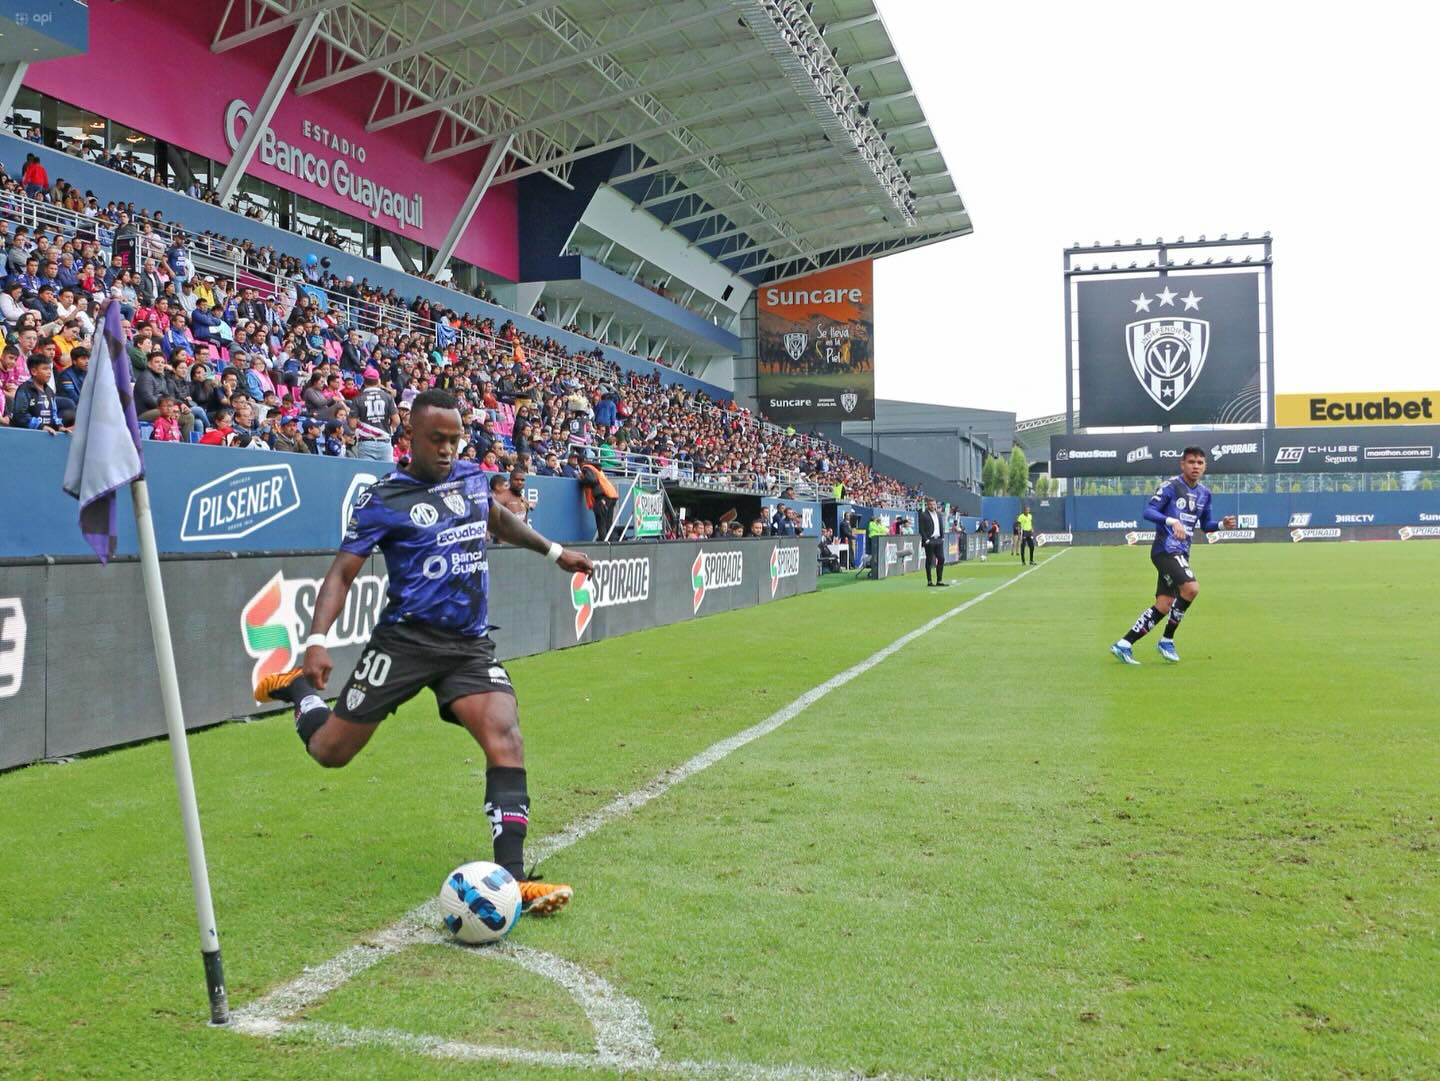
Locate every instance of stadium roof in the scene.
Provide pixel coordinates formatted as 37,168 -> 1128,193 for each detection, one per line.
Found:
217,0 -> 971,282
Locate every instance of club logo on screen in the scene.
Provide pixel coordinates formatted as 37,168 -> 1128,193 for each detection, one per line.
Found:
1126,289 -> 1209,411
784,332 -> 808,361
840,392 -> 858,414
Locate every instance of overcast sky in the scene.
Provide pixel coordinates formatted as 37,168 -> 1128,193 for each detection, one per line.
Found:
873,1 -> 1438,420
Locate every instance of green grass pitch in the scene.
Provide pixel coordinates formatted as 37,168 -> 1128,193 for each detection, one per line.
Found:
2,543 -> 1437,1079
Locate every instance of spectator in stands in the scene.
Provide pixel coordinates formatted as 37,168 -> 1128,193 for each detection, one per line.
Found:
0,344 -> 26,411
10,355 -> 66,431
270,414 -> 306,453
149,396 -> 183,442
749,518 -> 767,537
135,350 -> 195,441
245,354 -> 276,400
1,281 -> 27,328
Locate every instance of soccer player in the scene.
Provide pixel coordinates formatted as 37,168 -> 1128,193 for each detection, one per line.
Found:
254,390 -> 594,916
1111,446 -> 1236,665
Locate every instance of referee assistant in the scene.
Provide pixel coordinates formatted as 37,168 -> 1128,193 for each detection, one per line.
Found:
1017,505 -> 1036,565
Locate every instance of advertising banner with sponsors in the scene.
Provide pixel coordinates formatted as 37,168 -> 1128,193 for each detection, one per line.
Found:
1073,492 -> 1439,531
0,570 -> 48,770
1266,424 -> 1440,473
1077,273 -> 1263,427
872,535 -> 921,579
757,261 -> 875,423
631,489 -> 665,538
1276,392 -> 1438,427
1050,430 -> 1265,477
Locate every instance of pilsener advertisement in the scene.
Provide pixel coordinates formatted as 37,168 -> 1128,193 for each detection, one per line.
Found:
757,261 -> 875,423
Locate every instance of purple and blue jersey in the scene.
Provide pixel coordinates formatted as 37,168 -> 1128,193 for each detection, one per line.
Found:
1144,477 -> 1218,556
341,461 -> 494,637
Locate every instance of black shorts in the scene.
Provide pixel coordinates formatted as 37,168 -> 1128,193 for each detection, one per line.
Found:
1152,550 -> 1197,598
334,621 -> 514,727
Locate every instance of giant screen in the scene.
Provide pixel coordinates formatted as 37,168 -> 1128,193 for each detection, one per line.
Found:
757,261 -> 875,423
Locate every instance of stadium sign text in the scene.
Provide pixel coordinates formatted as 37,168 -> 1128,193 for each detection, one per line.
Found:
1098,519 -> 1139,529
1276,392 -> 1437,427
225,99 -> 424,231
1290,528 -> 1343,542
1205,529 -> 1256,543
1399,526 -> 1440,540
1035,533 -> 1073,546
691,549 -> 744,613
769,546 -> 801,597
570,558 -> 651,638
241,570 -> 387,687
182,463 -> 301,541
0,597 -> 26,699
763,286 -> 864,307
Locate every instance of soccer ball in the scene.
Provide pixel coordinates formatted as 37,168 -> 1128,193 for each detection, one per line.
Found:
438,860 -> 523,944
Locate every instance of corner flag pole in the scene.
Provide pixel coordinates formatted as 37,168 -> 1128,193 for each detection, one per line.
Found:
131,477 -> 230,1025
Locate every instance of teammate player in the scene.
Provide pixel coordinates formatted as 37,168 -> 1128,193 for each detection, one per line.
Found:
254,389 -> 594,915
1111,446 -> 1236,665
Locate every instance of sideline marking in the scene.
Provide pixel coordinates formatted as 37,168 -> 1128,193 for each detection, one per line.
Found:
231,553 -> 1066,1075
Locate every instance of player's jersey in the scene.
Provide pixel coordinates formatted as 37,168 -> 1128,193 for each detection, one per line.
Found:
341,461 -> 493,636
1146,476 -> 1214,556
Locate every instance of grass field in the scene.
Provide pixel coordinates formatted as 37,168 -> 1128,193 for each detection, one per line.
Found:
3,543 -> 1438,1079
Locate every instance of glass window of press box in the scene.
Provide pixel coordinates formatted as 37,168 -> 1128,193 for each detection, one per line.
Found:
4,88 -> 506,295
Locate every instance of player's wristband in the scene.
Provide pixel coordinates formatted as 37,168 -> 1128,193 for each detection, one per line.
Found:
302,634 -> 327,650
545,541 -> 563,564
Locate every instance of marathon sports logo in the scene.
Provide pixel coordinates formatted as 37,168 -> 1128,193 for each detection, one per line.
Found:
1205,529 -> 1257,543
570,558 -> 651,638
1097,520 -> 1139,529
840,392 -> 859,414
181,464 -> 301,542
1126,447 -> 1153,465
691,549 -> 744,613
1288,512 -> 1312,527
1363,445 -> 1435,462
1398,526 -> 1440,540
340,472 -> 380,544
1209,442 -> 1259,461
1035,533 -> 1073,546
769,546 -> 801,597
784,332 -> 808,361
241,570 -> 387,690
0,597 -> 26,700
436,520 -> 489,546
1334,514 -> 1375,524
1290,528 -> 1343,542
1126,290 -> 1209,410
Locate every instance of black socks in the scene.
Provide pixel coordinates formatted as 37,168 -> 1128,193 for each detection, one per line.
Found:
1163,597 -> 1191,639
485,766 -> 530,881
1124,605 -> 1165,643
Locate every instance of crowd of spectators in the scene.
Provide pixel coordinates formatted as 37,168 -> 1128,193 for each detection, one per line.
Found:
0,151 -> 918,510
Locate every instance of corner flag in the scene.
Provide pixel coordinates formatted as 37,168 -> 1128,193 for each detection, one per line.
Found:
61,303 -> 142,563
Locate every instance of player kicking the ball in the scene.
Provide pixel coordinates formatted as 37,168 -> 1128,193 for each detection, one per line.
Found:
1111,445 -> 1236,665
255,389 -> 593,916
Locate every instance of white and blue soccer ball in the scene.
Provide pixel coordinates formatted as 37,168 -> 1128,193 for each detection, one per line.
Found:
439,860 -> 523,944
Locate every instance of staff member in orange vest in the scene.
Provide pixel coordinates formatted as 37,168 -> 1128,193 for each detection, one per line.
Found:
574,450 -> 619,541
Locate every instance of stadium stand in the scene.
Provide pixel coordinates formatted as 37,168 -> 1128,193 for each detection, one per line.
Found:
0,153 -> 916,511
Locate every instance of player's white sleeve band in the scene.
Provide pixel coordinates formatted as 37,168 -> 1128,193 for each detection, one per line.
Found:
546,542 -> 563,563
302,634 -> 327,649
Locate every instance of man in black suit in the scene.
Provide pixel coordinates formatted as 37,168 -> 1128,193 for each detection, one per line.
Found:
918,497 -> 948,587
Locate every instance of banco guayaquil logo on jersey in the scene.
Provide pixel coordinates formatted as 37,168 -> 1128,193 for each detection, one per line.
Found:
784,332 -> 807,361
241,570 -> 388,689
570,558 -> 650,638
1126,287 -> 1209,411
769,546 -> 801,597
692,549 -> 744,613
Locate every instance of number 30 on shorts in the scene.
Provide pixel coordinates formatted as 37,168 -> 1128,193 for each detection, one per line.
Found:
353,650 -> 392,686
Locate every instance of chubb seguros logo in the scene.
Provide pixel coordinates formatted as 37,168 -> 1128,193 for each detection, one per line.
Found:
692,549 -> 744,613
769,546 -> 801,597
182,463 -> 301,541
571,558 -> 650,638
242,570 -> 387,690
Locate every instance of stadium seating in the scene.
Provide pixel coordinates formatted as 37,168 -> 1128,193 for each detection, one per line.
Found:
0,154 -> 916,512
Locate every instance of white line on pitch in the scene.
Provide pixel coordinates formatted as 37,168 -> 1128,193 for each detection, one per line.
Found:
230,553 -> 1065,1061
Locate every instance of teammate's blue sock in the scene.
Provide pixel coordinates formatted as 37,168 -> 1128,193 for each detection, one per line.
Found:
1123,605 -> 1164,644
1163,597 -> 1191,639
485,767 -> 529,881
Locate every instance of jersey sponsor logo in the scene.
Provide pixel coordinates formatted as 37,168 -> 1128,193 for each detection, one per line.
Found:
769,545 -> 801,597
1290,527 -> 1343,542
340,472 -> 380,544
1334,513 -> 1374,524
422,550 -> 488,578
1288,512 -> 1312,527
436,521 -> 488,547
0,597 -> 27,700
1097,519 -> 1138,529
691,549 -> 745,613
241,570 -> 387,688
1035,533 -> 1073,546
1399,525 -> 1440,540
410,502 -> 439,527
571,558 -> 651,638
181,463 -> 301,541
